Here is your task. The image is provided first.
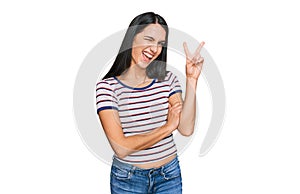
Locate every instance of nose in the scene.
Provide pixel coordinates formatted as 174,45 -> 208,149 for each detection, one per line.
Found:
150,44 -> 158,53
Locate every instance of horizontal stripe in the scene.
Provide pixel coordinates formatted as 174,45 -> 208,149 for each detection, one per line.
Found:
116,84 -> 169,96
96,99 -> 118,105
122,115 -> 167,129
129,144 -> 176,157
169,90 -> 182,97
118,101 -> 168,114
96,78 -> 114,86
123,122 -> 166,136
120,111 -> 168,121
97,106 -> 118,113
96,93 -> 118,101
96,71 -> 181,164
130,138 -> 174,154
119,96 -> 167,107
96,86 -> 113,92
119,90 -> 169,100
121,113 -> 167,124
119,150 -> 177,163
123,127 -> 156,135
123,118 -> 167,130
146,136 -> 173,150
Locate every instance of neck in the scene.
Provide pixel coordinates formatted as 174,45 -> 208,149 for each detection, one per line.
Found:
120,64 -> 149,83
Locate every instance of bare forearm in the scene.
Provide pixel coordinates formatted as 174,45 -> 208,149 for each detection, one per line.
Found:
178,77 -> 198,136
112,124 -> 174,158
100,103 -> 181,159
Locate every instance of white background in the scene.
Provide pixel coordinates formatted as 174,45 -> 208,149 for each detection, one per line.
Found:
1,0 -> 299,193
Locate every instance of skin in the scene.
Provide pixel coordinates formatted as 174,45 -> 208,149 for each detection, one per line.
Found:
98,23 -> 205,168
169,41 -> 205,136
118,23 -> 167,87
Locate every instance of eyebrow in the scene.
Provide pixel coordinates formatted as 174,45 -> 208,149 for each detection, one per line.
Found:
144,36 -> 166,43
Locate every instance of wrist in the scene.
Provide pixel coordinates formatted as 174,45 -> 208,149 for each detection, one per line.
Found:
186,77 -> 198,88
186,76 -> 198,82
164,122 -> 176,132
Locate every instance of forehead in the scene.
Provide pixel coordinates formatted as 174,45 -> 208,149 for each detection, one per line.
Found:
138,24 -> 166,40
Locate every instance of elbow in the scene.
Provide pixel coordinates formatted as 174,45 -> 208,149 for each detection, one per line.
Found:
115,152 -> 127,159
114,149 -> 130,159
113,144 -> 133,159
178,127 -> 194,137
110,138 -> 132,159
178,119 -> 195,136
180,131 -> 194,137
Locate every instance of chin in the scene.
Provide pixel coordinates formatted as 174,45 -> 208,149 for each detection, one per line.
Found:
137,62 -> 150,70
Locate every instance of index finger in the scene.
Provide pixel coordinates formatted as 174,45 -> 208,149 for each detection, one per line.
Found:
183,42 -> 191,57
194,41 -> 205,55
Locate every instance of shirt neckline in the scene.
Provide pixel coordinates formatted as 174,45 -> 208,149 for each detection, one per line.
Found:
114,76 -> 156,90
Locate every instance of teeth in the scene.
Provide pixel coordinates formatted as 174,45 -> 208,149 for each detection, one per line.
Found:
143,52 -> 153,59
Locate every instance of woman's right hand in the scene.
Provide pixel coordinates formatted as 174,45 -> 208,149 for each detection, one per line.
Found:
166,102 -> 182,131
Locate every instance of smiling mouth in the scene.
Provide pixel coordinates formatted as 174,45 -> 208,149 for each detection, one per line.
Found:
142,51 -> 154,61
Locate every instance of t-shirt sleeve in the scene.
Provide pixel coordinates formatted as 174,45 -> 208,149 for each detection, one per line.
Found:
168,72 -> 182,97
96,81 -> 118,114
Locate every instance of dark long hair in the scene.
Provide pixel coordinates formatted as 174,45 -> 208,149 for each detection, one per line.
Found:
103,12 -> 169,81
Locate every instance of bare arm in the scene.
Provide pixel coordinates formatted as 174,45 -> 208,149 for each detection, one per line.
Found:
169,41 -> 205,136
169,78 -> 197,136
98,103 -> 182,159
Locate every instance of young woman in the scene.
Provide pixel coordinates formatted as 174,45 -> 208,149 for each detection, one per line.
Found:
96,12 -> 204,194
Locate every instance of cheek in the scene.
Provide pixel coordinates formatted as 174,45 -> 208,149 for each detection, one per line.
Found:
131,47 -> 142,59
155,47 -> 163,58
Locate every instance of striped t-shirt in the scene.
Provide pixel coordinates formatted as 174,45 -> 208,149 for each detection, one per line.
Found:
96,71 -> 182,164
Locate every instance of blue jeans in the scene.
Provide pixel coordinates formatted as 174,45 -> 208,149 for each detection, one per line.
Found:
110,156 -> 182,194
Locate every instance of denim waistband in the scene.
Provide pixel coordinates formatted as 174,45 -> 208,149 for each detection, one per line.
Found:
112,155 -> 179,175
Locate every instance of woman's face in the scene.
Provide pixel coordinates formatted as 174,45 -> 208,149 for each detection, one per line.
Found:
131,23 -> 166,69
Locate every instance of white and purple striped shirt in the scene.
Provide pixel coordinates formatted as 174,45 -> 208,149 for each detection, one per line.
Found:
96,71 -> 182,164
